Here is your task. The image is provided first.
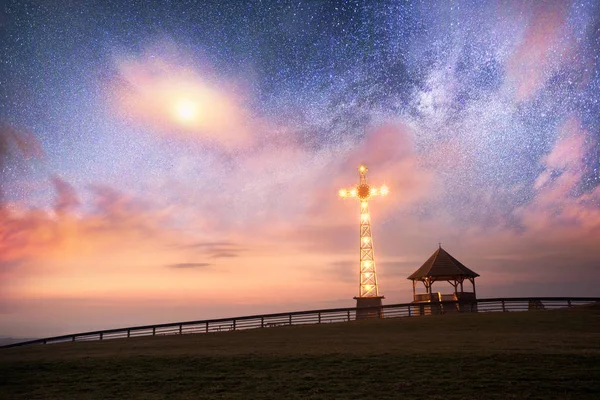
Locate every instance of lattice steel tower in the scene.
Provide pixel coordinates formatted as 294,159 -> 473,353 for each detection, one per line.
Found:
339,165 -> 389,315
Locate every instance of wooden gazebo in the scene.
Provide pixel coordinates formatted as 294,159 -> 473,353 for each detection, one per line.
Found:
408,246 -> 479,311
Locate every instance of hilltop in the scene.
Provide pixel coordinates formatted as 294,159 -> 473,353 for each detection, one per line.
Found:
2,306 -> 599,399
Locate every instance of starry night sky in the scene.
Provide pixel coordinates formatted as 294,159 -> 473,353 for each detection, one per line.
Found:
1,0 -> 600,337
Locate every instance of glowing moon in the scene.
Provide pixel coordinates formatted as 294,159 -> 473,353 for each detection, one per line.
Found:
173,99 -> 198,123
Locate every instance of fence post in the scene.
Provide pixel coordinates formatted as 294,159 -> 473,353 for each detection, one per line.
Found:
206,321 -> 209,333
100,332 -> 103,340
127,329 -> 131,338
233,319 -> 236,330
318,312 -> 321,324
567,299 -> 572,307
261,317 -> 264,328
289,314 -> 292,325
408,305 -> 411,317
152,327 -> 156,336
179,324 -> 183,335
502,300 -> 506,312
72,336 -> 75,342
347,309 -> 351,321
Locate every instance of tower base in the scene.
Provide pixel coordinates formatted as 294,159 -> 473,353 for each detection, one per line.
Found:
354,296 -> 384,320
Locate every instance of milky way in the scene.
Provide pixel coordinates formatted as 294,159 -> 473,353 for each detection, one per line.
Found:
2,1 -> 598,221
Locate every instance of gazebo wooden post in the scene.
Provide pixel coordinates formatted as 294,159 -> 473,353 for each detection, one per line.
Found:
447,280 -> 458,293
471,278 -> 476,297
412,279 -> 416,300
460,278 -> 464,293
454,279 -> 460,302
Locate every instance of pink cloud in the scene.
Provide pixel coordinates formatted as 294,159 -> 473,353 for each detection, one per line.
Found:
0,124 -> 44,205
279,123 -> 436,253
0,186 -> 164,269
521,117 -> 598,232
1,170 -> 336,320
51,176 -> 80,215
448,117 -> 600,285
506,2 -> 571,101
110,49 -> 257,148
307,123 -> 435,223
0,123 -> 44,163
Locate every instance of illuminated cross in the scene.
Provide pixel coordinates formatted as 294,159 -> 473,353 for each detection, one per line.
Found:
339,165 -> 388,310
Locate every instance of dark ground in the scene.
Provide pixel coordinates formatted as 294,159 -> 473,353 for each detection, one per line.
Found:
2,304 -> 599,399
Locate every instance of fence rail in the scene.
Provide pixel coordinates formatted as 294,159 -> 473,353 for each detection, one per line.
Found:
2,297 -> 598,349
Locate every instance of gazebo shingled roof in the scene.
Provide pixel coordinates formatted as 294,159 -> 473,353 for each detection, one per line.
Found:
408,246 -> 479,281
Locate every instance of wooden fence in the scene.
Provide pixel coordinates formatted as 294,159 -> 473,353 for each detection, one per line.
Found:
2,297 -> 598,349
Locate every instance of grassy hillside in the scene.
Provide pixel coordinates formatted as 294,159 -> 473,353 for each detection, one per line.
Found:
2,305 -> 600,399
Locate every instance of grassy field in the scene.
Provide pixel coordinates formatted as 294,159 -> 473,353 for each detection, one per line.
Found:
2,305 -> 600,399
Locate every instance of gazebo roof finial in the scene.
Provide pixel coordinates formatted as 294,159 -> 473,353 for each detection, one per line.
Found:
407,246 -> 479,280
